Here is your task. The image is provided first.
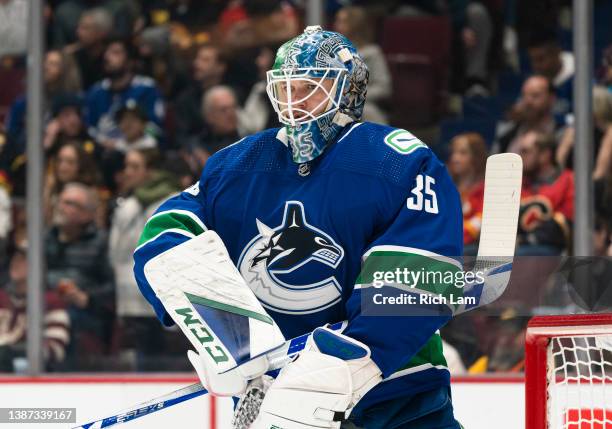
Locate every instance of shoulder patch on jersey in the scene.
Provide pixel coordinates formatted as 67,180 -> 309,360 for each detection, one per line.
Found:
384,129 -> 427,155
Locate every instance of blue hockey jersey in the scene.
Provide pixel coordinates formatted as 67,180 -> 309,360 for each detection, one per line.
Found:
85,75 -> 164,142
133,122 -> 463,410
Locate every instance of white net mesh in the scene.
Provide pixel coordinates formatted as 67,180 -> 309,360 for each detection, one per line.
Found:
547,334 -> 612,428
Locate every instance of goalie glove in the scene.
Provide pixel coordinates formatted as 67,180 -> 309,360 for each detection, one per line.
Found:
252,327 -> 382,429
187,349 -> 269,397
143,230 -> 285,396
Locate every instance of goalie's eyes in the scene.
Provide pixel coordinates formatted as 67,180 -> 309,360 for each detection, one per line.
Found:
279,82 -> 319,94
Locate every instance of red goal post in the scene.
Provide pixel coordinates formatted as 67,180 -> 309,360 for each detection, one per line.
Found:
525,313 -> 612,429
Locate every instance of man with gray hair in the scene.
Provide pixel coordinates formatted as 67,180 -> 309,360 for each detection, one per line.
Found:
45,182 -> 115,369
202,85 -> 240,139
64,7 -> 113,89
185,85 -> 242,169
53,1 -> 137,49
0,0 -> 27,58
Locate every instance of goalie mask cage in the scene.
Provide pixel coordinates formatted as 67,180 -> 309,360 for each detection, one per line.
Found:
525,314 -> 612,429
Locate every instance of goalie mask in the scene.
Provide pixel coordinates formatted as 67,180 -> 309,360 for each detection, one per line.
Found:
267,26 -> 369,164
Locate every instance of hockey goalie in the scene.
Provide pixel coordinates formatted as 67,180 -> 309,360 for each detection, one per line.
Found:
133,26 -> 465,428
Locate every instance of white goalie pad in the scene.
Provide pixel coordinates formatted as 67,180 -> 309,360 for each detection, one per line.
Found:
253,351 -> 353,429
143,230 -> 286,378
252,328 -> 382,429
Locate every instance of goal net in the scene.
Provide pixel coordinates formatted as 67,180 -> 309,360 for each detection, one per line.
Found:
525,314 -> 612,429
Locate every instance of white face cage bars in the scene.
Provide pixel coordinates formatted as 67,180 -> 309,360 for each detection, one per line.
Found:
266,67 -> 348,127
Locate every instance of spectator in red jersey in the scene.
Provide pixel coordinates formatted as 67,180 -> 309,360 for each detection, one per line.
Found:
0,245 -> 70,372
218,0 -> 299,50
518,131 -> 574,255
448,132 -> 487,256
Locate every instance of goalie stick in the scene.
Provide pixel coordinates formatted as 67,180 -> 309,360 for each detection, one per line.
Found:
73,321 -> 347,429
455,152 -> 522,314
74,153 -> 522,428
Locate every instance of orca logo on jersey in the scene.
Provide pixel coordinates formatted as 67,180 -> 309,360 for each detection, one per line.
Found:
238,201 -> 344,315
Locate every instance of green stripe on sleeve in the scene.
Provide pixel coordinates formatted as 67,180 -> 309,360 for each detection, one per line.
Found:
138,211 -> 206,246
398,333 -> 448,370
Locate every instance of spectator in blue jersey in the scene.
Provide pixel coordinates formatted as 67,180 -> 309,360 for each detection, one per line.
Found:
45,182 -> 114,369
85,38 -> 165,152
93,99 -> 161,195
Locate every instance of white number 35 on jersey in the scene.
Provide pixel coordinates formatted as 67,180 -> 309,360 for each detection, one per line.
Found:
407,174 -> 439,214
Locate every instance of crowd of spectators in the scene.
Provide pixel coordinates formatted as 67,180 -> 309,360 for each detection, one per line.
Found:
0,0 -> 610,374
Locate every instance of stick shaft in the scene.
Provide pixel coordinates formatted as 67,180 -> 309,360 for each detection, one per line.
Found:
73,323 -> 346,428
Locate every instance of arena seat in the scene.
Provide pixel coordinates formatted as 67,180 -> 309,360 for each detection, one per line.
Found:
381,16 -> 452,127
0,65 -> 25,125
436,117 -> 497,161
386,54 -> 437,128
